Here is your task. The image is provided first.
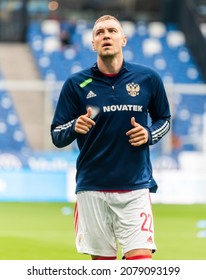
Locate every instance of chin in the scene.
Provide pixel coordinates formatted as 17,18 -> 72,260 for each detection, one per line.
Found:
101,52 -> 114,58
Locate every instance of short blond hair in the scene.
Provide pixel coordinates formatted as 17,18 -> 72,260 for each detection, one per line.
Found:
94,15 -> 121,27
93,15 -> 124,35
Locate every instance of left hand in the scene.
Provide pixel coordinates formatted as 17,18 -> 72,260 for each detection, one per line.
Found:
126,117 -> 148,146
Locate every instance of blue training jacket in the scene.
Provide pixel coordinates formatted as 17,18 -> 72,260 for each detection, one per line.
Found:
51,61 -> 171,193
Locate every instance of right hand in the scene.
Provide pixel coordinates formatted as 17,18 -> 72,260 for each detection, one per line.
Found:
74,107 -> 96,134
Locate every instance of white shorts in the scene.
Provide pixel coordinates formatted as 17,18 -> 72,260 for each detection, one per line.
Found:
74,189 -> 156,257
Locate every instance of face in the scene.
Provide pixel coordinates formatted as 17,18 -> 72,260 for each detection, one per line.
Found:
92,19 -> 127,58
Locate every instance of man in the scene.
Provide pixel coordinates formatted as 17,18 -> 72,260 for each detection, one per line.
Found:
51,15 -> 171,260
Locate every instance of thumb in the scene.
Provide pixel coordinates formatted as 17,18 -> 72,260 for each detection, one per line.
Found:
85,107 -> 92,118
131,117 -> 137,127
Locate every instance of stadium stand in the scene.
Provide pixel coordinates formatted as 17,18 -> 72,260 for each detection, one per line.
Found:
27,20 -> 204,86
0,43 -> 45,151
0,18 -> 205,154
0,73 -> 31,153
27,19 -> 206,155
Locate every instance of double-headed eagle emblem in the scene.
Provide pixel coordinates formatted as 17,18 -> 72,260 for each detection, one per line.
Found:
126,83 -> 140,97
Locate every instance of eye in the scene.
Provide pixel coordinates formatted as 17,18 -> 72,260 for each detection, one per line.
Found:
110,29 -> 117,33
96,30 -> 103,35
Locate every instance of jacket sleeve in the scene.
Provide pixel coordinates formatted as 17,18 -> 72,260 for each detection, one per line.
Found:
50,79 -> 79,148
146,72 -> 171,145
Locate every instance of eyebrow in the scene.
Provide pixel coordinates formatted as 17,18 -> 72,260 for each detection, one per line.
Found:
94,26 -> 118,34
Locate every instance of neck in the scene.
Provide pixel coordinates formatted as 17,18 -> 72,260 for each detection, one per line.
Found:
97,55 -> 123,75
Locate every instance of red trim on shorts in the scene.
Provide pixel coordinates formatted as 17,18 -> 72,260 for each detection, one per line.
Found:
74,202 -> 78,234
126,255 -> 152,260
94,256 -> 117,260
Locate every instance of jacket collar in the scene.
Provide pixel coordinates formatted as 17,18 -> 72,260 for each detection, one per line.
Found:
91,60 -> 129,76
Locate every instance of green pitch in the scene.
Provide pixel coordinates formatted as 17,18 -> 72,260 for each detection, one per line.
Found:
0,202 -> 206,260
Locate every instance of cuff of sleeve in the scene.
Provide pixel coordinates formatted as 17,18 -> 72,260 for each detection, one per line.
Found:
145,127 -> 152,145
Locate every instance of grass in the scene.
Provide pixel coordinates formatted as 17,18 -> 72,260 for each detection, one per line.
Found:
153,204 -> 206,260
0,202 -> 206,260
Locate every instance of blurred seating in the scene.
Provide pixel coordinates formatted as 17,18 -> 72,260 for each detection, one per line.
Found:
200,22 -> 206,39
0,74 -> 31,153
27,20 -> 204,84
41,19 -> 61,36
26,20 -> 206,153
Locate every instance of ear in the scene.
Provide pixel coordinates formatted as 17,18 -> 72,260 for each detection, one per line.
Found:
122,35 -> 127,47
92,40 -> 96,51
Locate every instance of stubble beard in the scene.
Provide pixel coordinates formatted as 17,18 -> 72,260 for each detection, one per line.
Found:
99,49 -> 115,60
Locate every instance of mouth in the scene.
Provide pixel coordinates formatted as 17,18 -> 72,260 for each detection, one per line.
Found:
102,42 -> 112,48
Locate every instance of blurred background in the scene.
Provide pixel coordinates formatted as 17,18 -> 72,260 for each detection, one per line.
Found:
0,0 -> 206,204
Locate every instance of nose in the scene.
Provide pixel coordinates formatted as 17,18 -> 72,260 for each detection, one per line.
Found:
103,30 -> 110,39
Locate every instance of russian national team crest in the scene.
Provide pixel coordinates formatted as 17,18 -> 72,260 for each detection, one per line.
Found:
126,83 -> 140,97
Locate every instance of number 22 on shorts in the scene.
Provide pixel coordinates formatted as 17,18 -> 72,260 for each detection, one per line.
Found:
140,212 -> 154,233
